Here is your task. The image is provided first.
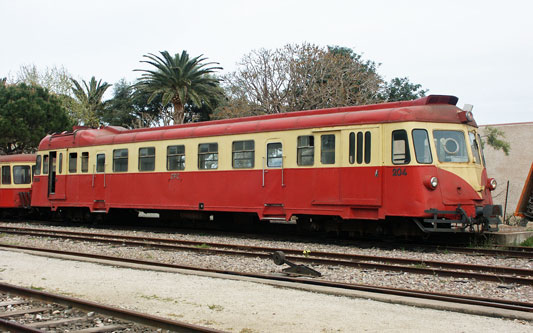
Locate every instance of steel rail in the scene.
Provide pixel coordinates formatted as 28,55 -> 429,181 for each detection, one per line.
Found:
0,282 -> 224,333
1,226 -> 532,284
0,243 -> 531,315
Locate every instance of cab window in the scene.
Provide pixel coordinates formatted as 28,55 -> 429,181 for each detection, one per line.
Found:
468,132 -> 481,164
392,130 -> 410,164
412,129 -> 432,164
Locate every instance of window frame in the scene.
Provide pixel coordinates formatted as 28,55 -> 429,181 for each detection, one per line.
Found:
96,153 -> 106,173
138,147 -> 155,172
13,165 -> 31,184
1,165 -> 11,185
35,155 -> 41,176
113,149 -> 129,172
69,153 -> 77,173
412,129 -> 433,164
267,142 -> 283,168
198,143 -> 218,170
81,152 -> 89,173
297,136 -> 314,166
392,129 -> 411,165
320,134 -> 335,165
43,155 -> 49,175
167,145 -> 185,171
232,140 -> 255,169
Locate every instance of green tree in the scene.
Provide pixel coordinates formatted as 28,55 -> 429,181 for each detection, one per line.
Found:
0,83 -> 71,154
380,77 -> 427,102
71,76 -> 112,127
134,50 -> 223,124
483,126 -> 511,156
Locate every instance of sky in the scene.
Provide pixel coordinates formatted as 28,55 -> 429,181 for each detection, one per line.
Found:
1,0 -> 532,125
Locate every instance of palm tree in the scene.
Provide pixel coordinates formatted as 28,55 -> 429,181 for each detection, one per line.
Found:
134,50 -> 222,125
70,76 -> 112,127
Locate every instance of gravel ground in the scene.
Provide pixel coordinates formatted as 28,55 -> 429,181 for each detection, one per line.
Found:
1,249 -> 531,333
0,221 -> 532,303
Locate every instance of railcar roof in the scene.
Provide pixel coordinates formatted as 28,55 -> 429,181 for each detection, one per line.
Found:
39,95 -> 475,150
0,154 -> 36,163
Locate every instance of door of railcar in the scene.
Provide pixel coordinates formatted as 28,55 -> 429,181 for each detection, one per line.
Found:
261,139 -> 286,218
340,126 -> 382,208
92,152 -> 107,212
47,151 -> 66,200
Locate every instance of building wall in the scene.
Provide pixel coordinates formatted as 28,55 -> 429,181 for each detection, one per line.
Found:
479,122 -> 533,219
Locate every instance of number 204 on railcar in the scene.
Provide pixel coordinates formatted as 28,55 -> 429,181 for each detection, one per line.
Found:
30,95 -> 501,235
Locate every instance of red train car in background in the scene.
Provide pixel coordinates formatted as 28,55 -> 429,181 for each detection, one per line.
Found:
30,95 -> 501,235
0,154 -> 35,215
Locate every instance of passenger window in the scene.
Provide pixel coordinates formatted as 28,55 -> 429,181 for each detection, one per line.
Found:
113,149 -> 128,172
198,143 -> 218,170
232,140 -> 254,168
1,166 -> 11,185
321,134 -> 335,164
167,145 -> 185,170
96,154 -> 106,173
364,131 -> 371,164
392,130 -> 411,164
267,142 -> 283,167
468,132 -> 481,164
43,155 -> 49,175
58,153 -> 63,174
69,153 -> 77,173
35,155 -> 41,176
357,132 -> 363,164
412,129 -> 432,164
13,166 -> 31,184
81,152 -> 89,173
349,133 -> 355,164
139,147 -> 155,171
297,136 -> 314,166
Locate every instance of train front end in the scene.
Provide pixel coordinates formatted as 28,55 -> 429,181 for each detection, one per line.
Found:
407,105 -> 501,233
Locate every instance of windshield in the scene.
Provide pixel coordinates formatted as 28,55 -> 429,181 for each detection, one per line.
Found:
433,130 -> 469,163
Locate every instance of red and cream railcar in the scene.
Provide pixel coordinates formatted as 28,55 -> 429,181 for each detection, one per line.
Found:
0,154 -> 35,212
31,95 -> 501,233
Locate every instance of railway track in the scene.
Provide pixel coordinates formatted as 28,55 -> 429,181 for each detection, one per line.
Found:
0,226 -> 532,285
0,242 -> 531,319
0,282 -> 222,332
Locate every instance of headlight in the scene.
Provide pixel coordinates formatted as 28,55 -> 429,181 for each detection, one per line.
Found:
430,177 -> 438,189
424,176 -> 438,190
488,178 -> 497,191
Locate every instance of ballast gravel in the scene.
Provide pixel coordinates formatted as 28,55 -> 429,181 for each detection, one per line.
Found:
0,249 -> 531,333
0,222 -> 531,304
